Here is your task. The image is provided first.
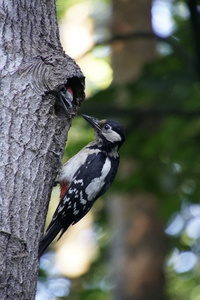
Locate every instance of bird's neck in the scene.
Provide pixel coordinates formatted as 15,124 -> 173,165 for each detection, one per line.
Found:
107,145 -> 119,158
87,140 -> 119,157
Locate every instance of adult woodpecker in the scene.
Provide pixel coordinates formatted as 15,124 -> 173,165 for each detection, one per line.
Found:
39,114 -> 125,257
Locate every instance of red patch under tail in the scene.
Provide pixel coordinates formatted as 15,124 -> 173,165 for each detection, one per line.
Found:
60,181 -> 69,199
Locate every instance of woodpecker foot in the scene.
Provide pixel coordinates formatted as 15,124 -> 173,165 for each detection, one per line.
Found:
49,150 -> 61,157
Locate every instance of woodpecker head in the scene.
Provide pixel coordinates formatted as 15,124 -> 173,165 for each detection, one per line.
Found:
82,114 -> 125,151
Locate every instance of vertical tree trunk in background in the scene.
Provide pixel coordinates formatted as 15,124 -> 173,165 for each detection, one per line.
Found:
0,1 -> 84,299
111,0 -> 155,83
110,0 -> 167,299
110,194 -> 166,300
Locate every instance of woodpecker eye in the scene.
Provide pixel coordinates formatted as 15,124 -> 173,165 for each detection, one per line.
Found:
104,124 -> 110,130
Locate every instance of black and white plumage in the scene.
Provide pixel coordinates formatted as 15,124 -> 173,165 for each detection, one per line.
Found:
38,114 -> 125,257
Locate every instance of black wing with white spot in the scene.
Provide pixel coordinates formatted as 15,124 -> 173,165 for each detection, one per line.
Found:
50,152 -> 107,226
48,151 -> 118,238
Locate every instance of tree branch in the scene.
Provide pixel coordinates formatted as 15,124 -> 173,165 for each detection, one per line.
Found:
77,31 -> 194,67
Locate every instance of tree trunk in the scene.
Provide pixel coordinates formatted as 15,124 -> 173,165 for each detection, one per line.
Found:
111,0 -> 155,83
110,0 -> 167,299
110,194 -> 166,300
0,1 -> 84,299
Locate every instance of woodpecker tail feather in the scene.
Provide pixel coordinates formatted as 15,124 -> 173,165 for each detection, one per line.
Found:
38,223 -> 63,258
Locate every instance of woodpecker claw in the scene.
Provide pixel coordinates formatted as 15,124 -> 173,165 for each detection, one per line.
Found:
49,149 -> 60,156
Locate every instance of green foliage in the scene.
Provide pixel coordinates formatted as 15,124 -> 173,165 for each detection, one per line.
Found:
56,0 -> 82,20
77,3 -> 200,298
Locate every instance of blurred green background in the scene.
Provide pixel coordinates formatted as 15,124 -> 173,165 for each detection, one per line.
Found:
37,1 -> 200,299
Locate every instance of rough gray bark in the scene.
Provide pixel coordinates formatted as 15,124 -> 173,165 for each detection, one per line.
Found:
0,1 -> 85,299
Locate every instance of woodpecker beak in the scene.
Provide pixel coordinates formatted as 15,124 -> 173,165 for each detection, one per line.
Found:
82,114 -> 101,131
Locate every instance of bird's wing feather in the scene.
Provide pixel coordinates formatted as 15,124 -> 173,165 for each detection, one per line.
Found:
39,152 -> 119,257
48,152 -> 107,229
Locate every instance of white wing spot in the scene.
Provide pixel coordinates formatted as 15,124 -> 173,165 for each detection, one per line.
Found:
63,197 -> 70,204
80,191 -> 87,205
80,199 -> 87,204
85,158 -> 111,201
68,188 -> 74,194
57,205 -> 64,213
74,179 -> 84,186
